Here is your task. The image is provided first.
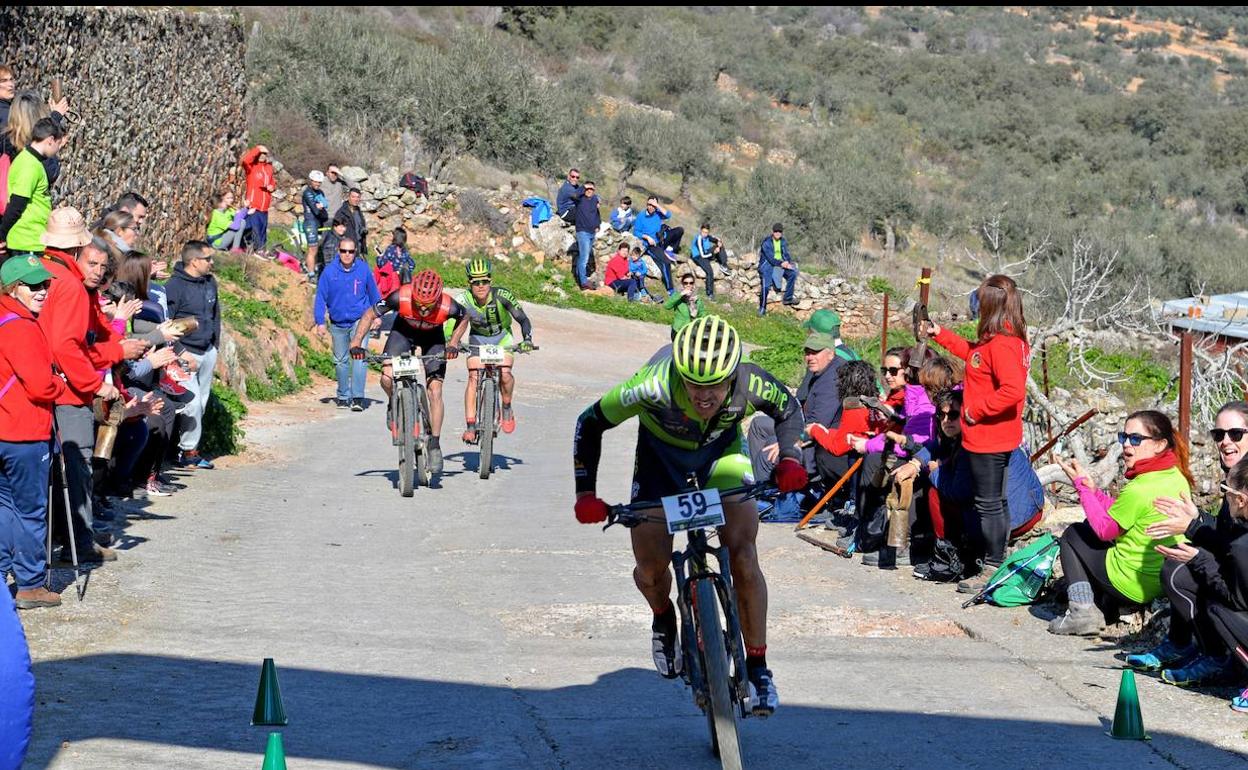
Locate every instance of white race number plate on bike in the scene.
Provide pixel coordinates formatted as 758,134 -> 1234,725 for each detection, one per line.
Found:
479,344 -> 506,365
391,355 -> 425,379
661,488 -> 725,534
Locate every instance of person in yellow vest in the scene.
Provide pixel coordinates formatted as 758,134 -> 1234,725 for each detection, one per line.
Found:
0,117 -> 67,261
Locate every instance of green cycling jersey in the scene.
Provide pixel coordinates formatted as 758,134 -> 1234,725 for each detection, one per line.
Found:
462,286 -> 533,340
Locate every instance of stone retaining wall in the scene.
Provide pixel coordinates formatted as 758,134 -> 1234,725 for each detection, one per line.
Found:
1,6 -> 247,257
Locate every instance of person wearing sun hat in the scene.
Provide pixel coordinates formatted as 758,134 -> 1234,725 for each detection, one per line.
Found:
0,253 -> 66,608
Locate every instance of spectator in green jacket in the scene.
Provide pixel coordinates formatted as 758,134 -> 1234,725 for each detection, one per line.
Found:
664,272 -> 705,340
206,191 -> 243,251
0,118 -> 66,260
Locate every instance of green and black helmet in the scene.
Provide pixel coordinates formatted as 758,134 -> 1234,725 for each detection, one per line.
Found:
466,257 -> 492,281
672,315 -> 741,386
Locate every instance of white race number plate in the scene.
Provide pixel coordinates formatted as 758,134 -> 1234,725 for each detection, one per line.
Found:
391,355 -> 425,379
479,344 -> 506,365
661,488 -> 725,534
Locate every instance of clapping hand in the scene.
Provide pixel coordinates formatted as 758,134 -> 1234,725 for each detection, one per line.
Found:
145,346 -> 178,369
1056,455 -> 1091,485
1155,542 -> 1200,563
156,320 -> 184,343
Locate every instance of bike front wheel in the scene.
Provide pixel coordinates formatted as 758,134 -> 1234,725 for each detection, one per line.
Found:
414,384 -> 431,487
398,385 -> 415,497
695,578 -> 743,769
477,376 -> 496,480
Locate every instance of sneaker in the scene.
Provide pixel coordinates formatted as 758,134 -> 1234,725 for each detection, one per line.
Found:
54,544 -> 117,566
336,399 -> 350,410
830,534 -> 857,558
14,587 -> 61,609
747,667 -> 778,717
956,561 -> 999,594
429,442 -> 444,475
1161,654 -> 1231,687
351,399 -> 364,412
144,476 -> 174,497
93,530 -> 114,548
462,424 -> 478,445
1231,686 -> 1248,713
501,405 -> 516,434
1126,638 -> 1198,672
651,628 -> 683,679
1048,602 -> 1104,636
863,547 -> 910,569
178,451 -> 214,470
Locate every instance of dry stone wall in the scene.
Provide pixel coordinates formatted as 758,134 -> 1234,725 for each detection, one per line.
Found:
1,6 -> 246,257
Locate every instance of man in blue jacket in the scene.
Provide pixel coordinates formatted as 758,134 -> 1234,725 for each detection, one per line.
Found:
633,196 -> 684,294
757,223 -> 798,316
572,181 -> 602,289
314,236 -> 382,410
556,168 -> 581,223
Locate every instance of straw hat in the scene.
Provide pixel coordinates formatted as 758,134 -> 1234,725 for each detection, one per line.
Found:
40,206 -> 92,249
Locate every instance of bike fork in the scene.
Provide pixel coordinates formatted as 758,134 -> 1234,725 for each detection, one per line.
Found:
671,550 -> 707,702
710,544 -> 749,709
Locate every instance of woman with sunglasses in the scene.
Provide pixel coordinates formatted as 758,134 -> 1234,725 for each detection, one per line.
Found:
927,274 -> 1030,594
0,255 -> 66,608
664,272 -> 704,340
1124,401 -> 1248,685
1049,410 -> 1194,635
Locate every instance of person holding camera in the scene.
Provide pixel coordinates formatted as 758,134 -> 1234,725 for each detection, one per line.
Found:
664,272 -> 704,340
689,222 -> 730,298
632,196 -> 684,294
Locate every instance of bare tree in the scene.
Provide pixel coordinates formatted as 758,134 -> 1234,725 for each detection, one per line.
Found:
962,215 -> 1052,283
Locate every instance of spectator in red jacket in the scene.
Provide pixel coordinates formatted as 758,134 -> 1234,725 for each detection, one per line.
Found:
0,255 -> 65,608
927,273 -> 1030,594
38,208 -> 150,565
240,145 -> 276,253
604,243 -> 642,302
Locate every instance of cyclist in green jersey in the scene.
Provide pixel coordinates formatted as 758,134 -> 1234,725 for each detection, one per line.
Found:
572,316 -> 810,716
447,258 -> 534,442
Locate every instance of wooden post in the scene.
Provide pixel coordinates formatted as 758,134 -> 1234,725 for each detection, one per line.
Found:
881,292 -> 889,360
918,266 -> 932,307
1179,331 -> 1193,443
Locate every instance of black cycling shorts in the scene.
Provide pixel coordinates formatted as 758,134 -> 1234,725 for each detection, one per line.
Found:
630,427 -> 752,503
383,321 -> 447,380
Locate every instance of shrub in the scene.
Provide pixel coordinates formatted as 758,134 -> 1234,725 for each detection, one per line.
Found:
457,190 -> 511,235
199,383 -> 247,457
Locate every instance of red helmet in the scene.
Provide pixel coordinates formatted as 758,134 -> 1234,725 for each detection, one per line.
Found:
412,269 -> 443,306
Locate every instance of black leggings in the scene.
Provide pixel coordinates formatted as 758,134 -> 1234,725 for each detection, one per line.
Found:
691,253 -> 727,296
1162,560 -> 1225,654
1059,521 -> 1135,611
1208,604 -> 1248,673
967,449 -> 1010,565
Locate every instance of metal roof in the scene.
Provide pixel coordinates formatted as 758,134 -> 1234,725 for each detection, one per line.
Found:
1162,291 -> 1248,340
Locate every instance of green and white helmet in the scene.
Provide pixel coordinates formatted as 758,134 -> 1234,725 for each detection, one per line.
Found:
466,257 -> 492,281
672,315 -> 741,386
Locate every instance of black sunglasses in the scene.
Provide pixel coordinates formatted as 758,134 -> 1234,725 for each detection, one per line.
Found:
880,366 -> 903,377
21,280 -> 51,291
471,279 -> 491,286
1211,428 -> 1248,443
1118,431 -> 1159,446
339,248 -> 356,254
939,409 -> 960,421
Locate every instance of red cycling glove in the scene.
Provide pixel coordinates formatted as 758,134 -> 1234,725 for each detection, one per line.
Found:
575,495 -> 609,524
772,457 -> 808,493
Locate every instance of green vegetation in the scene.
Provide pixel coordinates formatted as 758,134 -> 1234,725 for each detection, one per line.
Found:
297,334 -> 337,380
220,289 -> 282,337
200,383 -> 247,456
1039,342 -> 1174,406
245,354 -> 309,402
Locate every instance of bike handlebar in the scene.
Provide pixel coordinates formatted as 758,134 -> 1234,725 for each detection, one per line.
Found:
363,352 -> 448,365
453,343 -> 539,354
604,482 -> 778,530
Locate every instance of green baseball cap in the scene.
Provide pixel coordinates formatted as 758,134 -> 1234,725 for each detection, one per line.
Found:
802,309 -> 841,335
803,332 -> 837,351
1,254 -> 53,286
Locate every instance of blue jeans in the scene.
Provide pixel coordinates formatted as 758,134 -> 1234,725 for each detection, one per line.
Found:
610,277 -> 642,301
330,320 -> 367,400
575,231 -> 595,287
0,440 -> 52,591
758,265 -> 797,310
247,210 -> 269,250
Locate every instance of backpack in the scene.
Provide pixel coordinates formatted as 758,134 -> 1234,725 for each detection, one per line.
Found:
968,533 -> 1061,608
399,171 -> 428,197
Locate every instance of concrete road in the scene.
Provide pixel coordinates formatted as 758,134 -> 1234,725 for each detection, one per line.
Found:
18,305 -> 1248,769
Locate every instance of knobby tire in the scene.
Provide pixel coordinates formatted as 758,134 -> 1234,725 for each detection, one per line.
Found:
695,578 -> 743,769
415,384 -> 431,487
398,386 -> 415,497
478,376 -> 496,480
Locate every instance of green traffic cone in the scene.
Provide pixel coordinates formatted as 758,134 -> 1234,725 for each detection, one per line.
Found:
261,732 -> 287,770
251,658 -> 288,726
1107,669 -> 1149,740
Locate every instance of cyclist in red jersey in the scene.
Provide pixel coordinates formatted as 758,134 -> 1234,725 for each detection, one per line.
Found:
350,269 -> 481,473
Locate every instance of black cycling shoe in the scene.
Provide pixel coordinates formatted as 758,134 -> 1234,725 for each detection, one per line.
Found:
429,439 -> 444,475
652,628 -> 683,679
747,667 -> 779,717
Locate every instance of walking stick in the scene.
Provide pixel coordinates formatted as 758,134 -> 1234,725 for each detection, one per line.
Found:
50,415 -> 84,600
794,456 -> 863,532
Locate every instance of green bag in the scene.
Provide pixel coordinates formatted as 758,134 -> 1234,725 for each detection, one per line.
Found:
969,533 -> 1060,608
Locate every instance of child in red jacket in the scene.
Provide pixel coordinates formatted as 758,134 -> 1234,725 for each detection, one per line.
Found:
928,274 -> 1030,593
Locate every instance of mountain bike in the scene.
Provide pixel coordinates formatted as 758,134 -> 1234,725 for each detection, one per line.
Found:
367,351 -> 444,496
605,480 -> 776,770
458,343 -> 538,480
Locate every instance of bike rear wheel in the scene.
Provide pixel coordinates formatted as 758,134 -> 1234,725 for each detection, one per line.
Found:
398,386 -> 415,497
414,385 -> 431,487
695,578 -> 743,769
478,376 -> 496,479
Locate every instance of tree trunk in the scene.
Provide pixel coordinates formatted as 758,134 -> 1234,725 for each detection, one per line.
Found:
616,163 -> 635,200
884,221 -> 896,256
678,170 -> 692,202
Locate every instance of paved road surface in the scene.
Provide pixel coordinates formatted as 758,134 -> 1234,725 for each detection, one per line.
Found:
19,305 -> 1248,769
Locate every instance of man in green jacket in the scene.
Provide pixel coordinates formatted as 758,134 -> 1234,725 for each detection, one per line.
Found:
0,117 -> 66,261
664,272 -> 705,340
